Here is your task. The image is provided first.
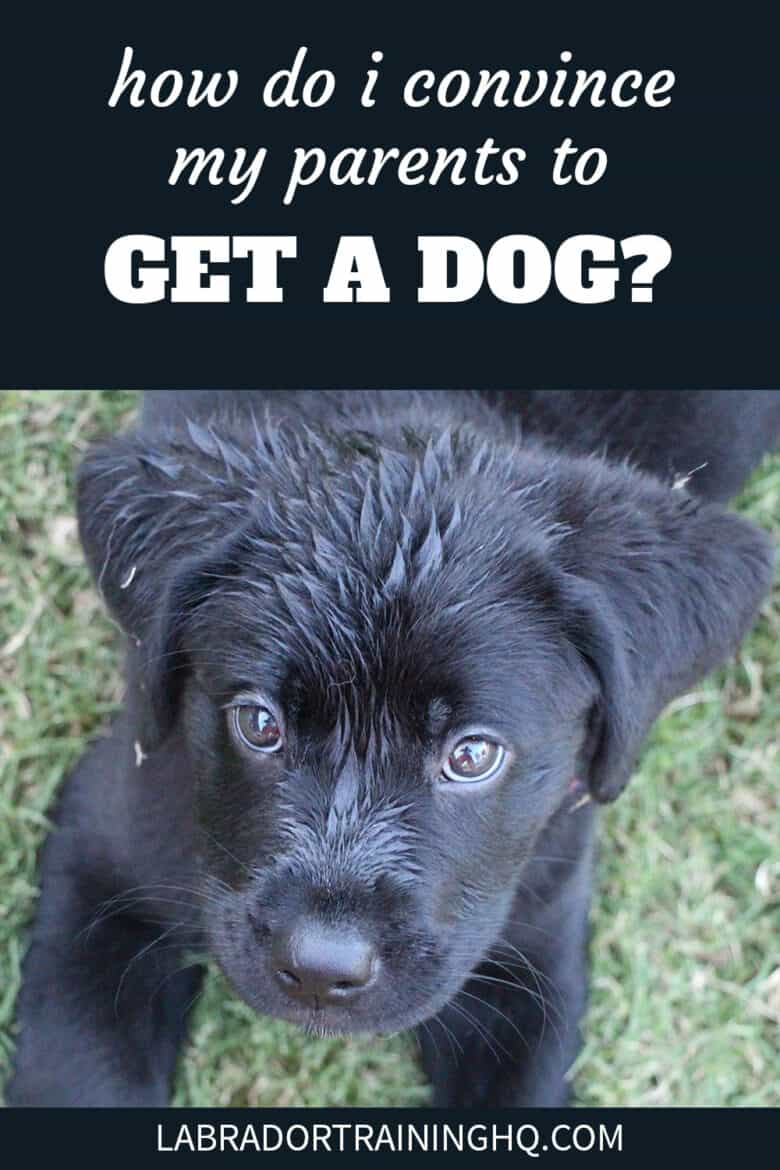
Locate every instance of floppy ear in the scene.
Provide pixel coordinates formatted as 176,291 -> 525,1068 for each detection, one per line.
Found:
76,424 -> 259,751
557,461 -> 774,802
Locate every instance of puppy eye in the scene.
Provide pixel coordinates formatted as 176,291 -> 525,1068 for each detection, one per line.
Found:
232,705 -> 283,753
442,737 -> 506,783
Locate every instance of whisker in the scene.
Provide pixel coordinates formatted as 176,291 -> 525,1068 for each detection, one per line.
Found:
457,987 -> 530,1056
431,1012 -> 463,1061
181,983 -> 207,1020
483,956 -> 564,1023
446,996 -> 508,1064
147,954 -> 209,1009
491,939 -> 567,1050
470,973 -> 564,1054
113,925 -> 184,1018
499,918 -> 555,937
79,880 -> 224,944
197,827 -> 254,877
525,854 -> 582,865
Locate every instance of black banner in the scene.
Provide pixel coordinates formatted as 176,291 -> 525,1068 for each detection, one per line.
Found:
0,1108 -> 775,1159
3,8 -> 779,383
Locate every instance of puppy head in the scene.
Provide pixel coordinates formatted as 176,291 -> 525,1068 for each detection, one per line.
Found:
77,413 -> 773,1032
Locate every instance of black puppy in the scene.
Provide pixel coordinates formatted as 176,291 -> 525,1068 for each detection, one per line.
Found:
8,389 -> 778,1107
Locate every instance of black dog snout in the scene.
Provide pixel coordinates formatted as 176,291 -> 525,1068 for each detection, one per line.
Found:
271,921 -> 377,1006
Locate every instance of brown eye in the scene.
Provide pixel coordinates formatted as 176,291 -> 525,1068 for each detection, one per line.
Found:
442,736 -> 506,783
232,705 -> 283,753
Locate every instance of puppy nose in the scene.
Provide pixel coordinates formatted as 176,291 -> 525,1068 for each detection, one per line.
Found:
271,921 -> 377,1004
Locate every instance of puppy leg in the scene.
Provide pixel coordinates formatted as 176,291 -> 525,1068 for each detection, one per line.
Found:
8,733 -> 204,1106
418,841 -> 593,1107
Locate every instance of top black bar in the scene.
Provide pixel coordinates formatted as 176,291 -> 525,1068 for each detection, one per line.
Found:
3,8 -> 778,387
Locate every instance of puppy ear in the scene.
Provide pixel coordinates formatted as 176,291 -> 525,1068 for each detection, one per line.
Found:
558,464 -> 774,802
76,427 -> 255,750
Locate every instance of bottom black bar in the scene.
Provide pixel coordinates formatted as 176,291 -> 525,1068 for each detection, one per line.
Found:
0,1107 -> 774,1159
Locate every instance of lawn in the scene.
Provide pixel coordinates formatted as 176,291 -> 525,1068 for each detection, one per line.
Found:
1,389 -> 777,1107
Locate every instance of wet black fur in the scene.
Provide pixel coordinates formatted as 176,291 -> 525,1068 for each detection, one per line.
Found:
8,389 -> 779,1106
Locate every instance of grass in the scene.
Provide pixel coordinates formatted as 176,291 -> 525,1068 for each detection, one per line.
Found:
0,388 -> 778,1108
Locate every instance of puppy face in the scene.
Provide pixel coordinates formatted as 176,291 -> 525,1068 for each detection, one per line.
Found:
178,516 -> 595,1033
77,411 -> 773,1034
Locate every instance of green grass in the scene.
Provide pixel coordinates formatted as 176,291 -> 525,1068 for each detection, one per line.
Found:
1,389 -> 778,1107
